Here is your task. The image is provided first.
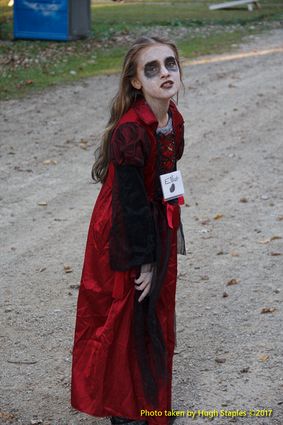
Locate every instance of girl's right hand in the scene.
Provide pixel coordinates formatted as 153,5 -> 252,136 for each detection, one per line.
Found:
134,263 -> 153,302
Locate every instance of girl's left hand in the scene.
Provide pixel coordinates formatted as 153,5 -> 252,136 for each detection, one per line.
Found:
135,263 -> 153,302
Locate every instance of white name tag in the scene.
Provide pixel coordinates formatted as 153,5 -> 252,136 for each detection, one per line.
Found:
159,170 -> 184,201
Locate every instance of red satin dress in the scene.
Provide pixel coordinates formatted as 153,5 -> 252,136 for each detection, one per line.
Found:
71,97 -> 185,425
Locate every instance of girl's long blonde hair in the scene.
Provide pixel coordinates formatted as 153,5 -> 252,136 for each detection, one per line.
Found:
91,36 -> 183,184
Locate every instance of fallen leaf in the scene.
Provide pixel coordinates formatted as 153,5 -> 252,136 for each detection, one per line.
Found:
239,197 -> 248,203
258,354 -> 269,362
260,307 -> 276,314
64,265 -> 73,273
270,236 -> 282,241
230,250 -> 240,256
270,252 -> 282,256
42,159 -> 57,165
215,357 -> 226,364
7,359 -> 38,364
258,236 -> 282,244
276,215 -> 283,221
240,367 -> 249,373
226,278 -> 239,286
0,411 -> 16,420
214,213 -> 223,220
79,139 -> 89,150
69,284 -> 80,289
14,166 -> 33,172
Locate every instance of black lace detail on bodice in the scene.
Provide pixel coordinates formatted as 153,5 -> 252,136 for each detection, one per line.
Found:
155,129 -> 177,202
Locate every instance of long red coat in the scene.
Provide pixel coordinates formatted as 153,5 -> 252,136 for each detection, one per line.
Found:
71,97 -> 185,425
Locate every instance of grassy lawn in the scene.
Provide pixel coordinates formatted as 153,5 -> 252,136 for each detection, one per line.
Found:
0,0 -> 282,100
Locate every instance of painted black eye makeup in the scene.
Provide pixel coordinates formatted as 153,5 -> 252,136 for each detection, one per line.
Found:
144,60 -> 160,78
165,56 -> 178,72
143,56 -> 179,79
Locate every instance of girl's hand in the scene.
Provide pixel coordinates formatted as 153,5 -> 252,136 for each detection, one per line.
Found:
135,263 -> 153,302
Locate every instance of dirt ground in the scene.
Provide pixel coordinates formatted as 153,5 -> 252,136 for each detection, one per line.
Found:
0,28 -> 282,425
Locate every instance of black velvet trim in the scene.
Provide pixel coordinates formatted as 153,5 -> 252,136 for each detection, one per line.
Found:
109,164 -> 156,271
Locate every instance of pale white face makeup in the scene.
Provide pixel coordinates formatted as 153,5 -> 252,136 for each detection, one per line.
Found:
131,44 -> 181,102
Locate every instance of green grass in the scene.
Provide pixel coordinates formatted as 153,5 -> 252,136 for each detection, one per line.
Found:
0,44 -> 126,99
91,0 -> 283,39
178,28 -> 252,58
91,1 -> 281,25
0,0 -> 282,100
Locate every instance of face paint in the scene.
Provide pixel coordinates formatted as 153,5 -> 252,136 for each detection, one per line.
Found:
132,44 -> 181,102
144,56 -> 179,79
164,56 -> 178,72
144,61 -> 160,79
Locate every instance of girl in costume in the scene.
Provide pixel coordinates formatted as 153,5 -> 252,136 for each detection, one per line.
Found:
71,36 -> 186,425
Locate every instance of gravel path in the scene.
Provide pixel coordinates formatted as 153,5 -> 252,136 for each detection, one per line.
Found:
0,28 -> 282,425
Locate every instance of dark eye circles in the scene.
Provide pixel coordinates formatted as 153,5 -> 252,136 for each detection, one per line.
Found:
143,56 -> 178,78
165,57 -> 178,71
144,62 -> 161,78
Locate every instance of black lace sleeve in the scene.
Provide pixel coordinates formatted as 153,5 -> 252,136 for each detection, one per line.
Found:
109,122 -> 156,271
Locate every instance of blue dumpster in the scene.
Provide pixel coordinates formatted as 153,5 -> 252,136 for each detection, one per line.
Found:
14,0 -> 91,40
